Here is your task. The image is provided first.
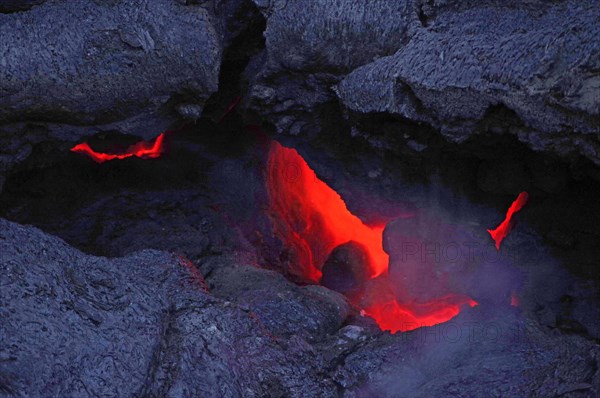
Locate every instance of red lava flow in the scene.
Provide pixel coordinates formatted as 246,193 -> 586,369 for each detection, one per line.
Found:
487,192 -> 529,250
70,132 -> 167,163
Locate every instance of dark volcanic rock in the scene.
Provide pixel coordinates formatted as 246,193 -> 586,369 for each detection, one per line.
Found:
321,241 -> 371,302
247,0 -> 600,166
203,257 -> 352,341
336,1 -> 600,164
247,0 -> 417,137
334,307 -> 600,397
0,0 -> 222,137
0,0 -> 268,195
0,121 -> 274,263
1,179 -> 599,397
0,219 -> 338,397
31,188 -> 236,261
0,0 -> 45,13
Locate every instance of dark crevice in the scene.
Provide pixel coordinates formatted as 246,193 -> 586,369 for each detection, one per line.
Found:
201,0 -> 266,122
0,0 -> 45,13
136,305 -> 182,397
417,1 -> 433,27
0,372 -> 16,395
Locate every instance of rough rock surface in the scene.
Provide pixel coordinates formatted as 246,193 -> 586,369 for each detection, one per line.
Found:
331,307 -> 600,397
337,0 -> 600,162
0,0 -> 229,193
0,0 -> 45,13
0,218 -> 340,397
0,0 -> 222,135
202,258 -> 351,341
247,0 -> 600,165
247,0 -> 417,137
2,205 -> 599,396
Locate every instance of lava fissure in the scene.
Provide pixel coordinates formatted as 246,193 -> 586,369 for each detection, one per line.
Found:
267,141 -> 476,333
267,141 -> 388,281
487,191 -> 529,250
70,132 -> 168,163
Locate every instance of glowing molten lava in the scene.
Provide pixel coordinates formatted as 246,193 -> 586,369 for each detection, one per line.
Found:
70,132 -> 167,163
363,295 -> 478,332
267,141 -> 387,281
487,192 -> 529,250
267,141 -> 476,333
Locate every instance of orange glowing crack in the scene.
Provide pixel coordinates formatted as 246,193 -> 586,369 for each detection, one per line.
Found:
70,132 -> 167,163
487,192 -> 529,250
